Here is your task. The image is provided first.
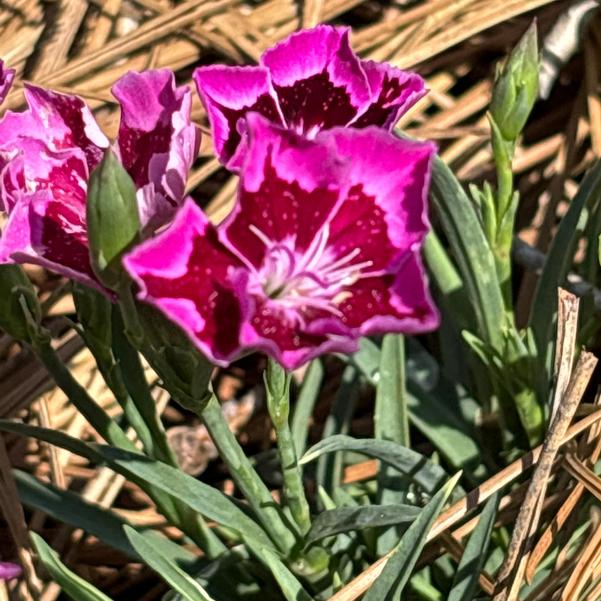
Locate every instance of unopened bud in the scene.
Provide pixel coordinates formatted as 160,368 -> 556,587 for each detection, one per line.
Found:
87,151 -> 140,288
490,21 -> 539,141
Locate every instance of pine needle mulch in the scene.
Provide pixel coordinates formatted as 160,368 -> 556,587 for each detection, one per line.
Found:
1,1 -> 601,600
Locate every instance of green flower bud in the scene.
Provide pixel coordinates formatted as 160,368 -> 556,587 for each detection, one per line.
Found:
0,264 -> 42,342
87,151 -> 140,288
136,303 -> 213,411
490,21 -> 539,141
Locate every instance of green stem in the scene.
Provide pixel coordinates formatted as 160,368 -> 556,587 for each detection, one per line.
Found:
201,394 -> 297,554
265,360 -> 311,536
490,118 -> 517,311
89,343 -> 156,456
118,281 -> 145,348
111,308 -> 178,467
34,340 -> 133,450
114,288 -> 226,557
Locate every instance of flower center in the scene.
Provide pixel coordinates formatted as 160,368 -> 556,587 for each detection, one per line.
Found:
249,224 -> 374,317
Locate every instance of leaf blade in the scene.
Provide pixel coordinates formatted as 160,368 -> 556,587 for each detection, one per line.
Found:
363,473 -> 461,601
31,533 -> 114,601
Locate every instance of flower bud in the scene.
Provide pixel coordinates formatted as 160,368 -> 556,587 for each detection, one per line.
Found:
136,304 -> 213,411
490,22 -> 539,141
87,151 -> 140,288
0,264 -> 42,342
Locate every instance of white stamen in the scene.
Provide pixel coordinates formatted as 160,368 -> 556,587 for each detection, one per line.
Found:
249,224 -> 273,247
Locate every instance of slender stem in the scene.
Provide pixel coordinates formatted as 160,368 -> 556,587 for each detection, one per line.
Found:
201,394 -> 297,554
110,307 -> 179,466
111,297 -> 226,557
34,340 -> 133,450
265,360 -> 311,536
117,281 -> 145,347
89,343 -> 156,456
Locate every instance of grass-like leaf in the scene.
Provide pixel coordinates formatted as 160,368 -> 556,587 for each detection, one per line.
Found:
363,473 -> 461,601
529,160 -> 601,383
301,435 -> 449,494
305,504 -> 421,545
430,155 -> 505,350
0,421 -> 272,551
31,533 -> 114,601
2,421 -> 313,601
124,526 -> 214,601
14,470 -> 196,566
448,493 -> 499,601
375,334 -> 410,553
347,338 -> 484,478
291,359 -> 324,457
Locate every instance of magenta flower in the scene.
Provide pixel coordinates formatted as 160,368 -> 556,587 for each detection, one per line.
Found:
124,115 -> 438,370
194,25 -> 426,170
0,69 -> 199,292
0,561 -> 21,581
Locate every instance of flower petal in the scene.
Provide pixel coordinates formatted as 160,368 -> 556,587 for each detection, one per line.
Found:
193,65 -> 283,169
0,60 -> 15,104
0,143 -> 101,290
352,61 -> 426,129
222,113 -> 345,269
0,562 -> 21,581
320,126 -> 436,268
0,190 -> 101,291
241,298 -> 358,370
113,70 -> 200,229
331,252 -> 439,335
261,25 -> 371,134
21,85 -> 108,169
123,199 -> 246,365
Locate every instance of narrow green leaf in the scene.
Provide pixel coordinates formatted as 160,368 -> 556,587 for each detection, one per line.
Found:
375,334 -> 410,553
530,161 -> 601,378
316,366 -> 359,496
363,473 -> 461,601
430,155 -> 505,350
14,470 -> 195,566
344,339 -> 485,478
306,504 -> 421,545
259,549 -> 313,601
0,421 -> 273,553
375,334 -> 409,446
291,359 -> 324,456
448,493 -> 499,601
124,526 -> 214,601
31,533 -> 113,601
301,435 -> 449,494
7,422 -> 310,600
348,338 -> 381,383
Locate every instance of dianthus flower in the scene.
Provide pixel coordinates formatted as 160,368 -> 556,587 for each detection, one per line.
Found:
194,25 -> 425,170
0,67 -> 199,292
124,114 -> 438,370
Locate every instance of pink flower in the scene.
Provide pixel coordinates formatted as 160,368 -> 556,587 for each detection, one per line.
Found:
194,25 -> 426,170
0,69 -> 200,292
0,561 -> 21,581
124,115 -> 438,370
